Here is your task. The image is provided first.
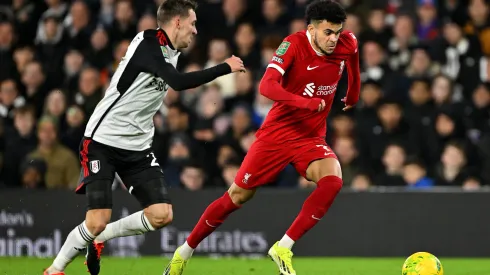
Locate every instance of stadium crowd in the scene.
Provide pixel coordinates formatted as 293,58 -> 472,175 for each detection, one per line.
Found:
0,0 -> 489,191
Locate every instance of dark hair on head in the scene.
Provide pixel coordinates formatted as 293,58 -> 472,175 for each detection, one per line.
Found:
157,0 -> 198,26
411,77 -> 431,90
168,101 -> 189,114
404,156 -> 426,170
305,0 -> 347,25
15,105 -> 36,117
445,139 -> 466,154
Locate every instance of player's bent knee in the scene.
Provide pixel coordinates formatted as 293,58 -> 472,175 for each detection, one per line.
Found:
307,158 -> 342,183
144,203 -> 173,229
228,183 -> 256,205
85,209 -> 111,235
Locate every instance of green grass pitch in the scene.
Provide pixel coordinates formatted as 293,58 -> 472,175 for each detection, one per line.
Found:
2,257 -> 490,275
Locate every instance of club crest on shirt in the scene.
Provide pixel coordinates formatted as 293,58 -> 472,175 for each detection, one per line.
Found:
339,60 -> 345,75
90,160 -> 100,174
276,41 -> 290,56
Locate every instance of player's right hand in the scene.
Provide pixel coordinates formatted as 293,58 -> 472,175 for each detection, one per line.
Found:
225,55 -> 246,73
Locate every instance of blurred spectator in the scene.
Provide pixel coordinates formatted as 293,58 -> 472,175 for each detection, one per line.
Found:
438,20 -> 482,98
357,98 -> 419,173
20,158 -> 47,189
426,110 -> 467,166
27,116 -> 79,189
463,176 -> 481,190
64,1 -> 92,51
138,14 -> 157,33
63,49 -> 85,93
355,79 -> 383,130
85,27 -> 112,71
44,90 -> 67,130
416,0 -> 440,41
21,61 -> 50,118
234,23 -> 261,70
464,82 -> 490,137
0,79 -> 25,127
205,39 -> 235,97
13,46 -> 35,79
405,78 -> 435,130
344,13 -> 362,37
0,21 -> 17,81
74,67 -> 102,116
333,136 -> 359,185
434,141 -> 474,186
259,0 -> 289,38
11,0 -> 40,46
110,0 -> 137,45
388,15 -> 418,72
180,161 -> 206,191
360,41 -> 394,93
60,105 -> 85,154
1,105 -> 37,187
225,69 -> 255,112
220,157 -> 241,187
289,18 -> 306,35
164,133 -> 193,187
359,8 -> 391,49
403,158 -> 435,189
35,14 -> 67,85
464,0 -> 490,55
376,143 -> 407,186
350,171 -> 372,191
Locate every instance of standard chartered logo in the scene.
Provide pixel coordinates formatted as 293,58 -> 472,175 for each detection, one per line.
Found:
303,82 -> 337,97
303,83 -> 315,97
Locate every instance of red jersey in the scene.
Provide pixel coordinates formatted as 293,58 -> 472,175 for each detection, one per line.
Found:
256,30 -> 360,143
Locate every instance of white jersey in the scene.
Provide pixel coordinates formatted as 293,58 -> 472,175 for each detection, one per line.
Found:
84,29 -> 179,151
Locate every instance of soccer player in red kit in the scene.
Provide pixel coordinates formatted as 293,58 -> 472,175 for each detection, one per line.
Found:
164,1 -> 360,274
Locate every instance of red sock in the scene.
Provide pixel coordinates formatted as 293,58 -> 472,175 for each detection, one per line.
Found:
186,192 -> 241,248
286,176 -> 343,241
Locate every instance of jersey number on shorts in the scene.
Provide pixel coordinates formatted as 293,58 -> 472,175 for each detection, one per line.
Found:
149,152 -> 160,167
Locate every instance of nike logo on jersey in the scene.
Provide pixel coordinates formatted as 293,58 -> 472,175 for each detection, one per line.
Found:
307,65 -> 319,70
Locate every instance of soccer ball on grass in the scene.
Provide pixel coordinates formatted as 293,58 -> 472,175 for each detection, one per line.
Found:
402,252 -> 444,275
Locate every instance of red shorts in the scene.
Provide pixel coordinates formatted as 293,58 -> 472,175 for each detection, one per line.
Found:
234,138 -> 338,189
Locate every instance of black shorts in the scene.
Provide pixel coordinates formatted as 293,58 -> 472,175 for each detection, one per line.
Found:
75,137 -> 170,210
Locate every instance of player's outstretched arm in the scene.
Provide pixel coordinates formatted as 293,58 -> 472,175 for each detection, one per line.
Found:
259,68 -> 324,111
136,39 -> 244,91
342,44 -> 361,110
155,55 -> 244,91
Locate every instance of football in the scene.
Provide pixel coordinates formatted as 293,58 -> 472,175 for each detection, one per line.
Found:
402,252 -> 444,275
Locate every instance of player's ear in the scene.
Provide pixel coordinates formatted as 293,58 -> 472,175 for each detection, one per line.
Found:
175,17 -> 181,29
307,24 -> 315,34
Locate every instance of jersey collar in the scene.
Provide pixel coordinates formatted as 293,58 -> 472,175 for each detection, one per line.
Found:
157,28 -> 175,50
306,30 -> 324,56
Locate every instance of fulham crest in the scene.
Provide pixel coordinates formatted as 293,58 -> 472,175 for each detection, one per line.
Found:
90,160 -> 101,173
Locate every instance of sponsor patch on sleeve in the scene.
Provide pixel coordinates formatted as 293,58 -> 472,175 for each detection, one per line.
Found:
272,56 -> 284,64
275,41 -> 291,56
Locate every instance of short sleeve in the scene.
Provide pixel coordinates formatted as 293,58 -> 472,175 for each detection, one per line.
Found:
267,38 -> 297,75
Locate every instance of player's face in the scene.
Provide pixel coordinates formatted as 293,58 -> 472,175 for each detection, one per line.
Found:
309,20 -> 343,55
176,9 -> 197,49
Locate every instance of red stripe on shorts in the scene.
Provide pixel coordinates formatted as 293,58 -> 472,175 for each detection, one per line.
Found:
80,139 -> 92,177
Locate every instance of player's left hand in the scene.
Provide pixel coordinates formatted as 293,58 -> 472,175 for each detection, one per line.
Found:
341,97 -> 354,111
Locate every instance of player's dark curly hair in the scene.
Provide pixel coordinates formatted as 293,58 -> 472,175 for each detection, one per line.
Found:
157,0 -> 198,26
305,0 -> 347,25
